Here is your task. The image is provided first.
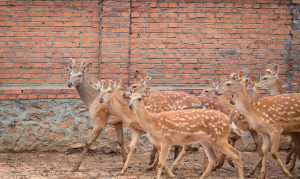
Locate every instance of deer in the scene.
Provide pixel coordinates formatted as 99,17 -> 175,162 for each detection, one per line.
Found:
129,75 -> 250,170
217,71 -> 300,179
66,65 -> 222,173
66,59 -> 127,171
256,64 -> 300,172
127,85 -> 244,179
94,78 -> 224,174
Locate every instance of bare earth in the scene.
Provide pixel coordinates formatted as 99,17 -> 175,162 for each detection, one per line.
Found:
0,149 -> 299,179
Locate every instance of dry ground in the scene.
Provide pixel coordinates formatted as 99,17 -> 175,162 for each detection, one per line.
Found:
0,149 -> 299,179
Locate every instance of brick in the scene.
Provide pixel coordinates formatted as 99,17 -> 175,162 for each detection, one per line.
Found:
1,0 -> 299,100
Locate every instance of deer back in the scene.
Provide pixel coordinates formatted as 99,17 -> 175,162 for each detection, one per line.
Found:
250,93 -> 300,133
152,108 -> 231,142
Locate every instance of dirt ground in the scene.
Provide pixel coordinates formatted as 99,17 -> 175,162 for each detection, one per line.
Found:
0,148 -> 299,179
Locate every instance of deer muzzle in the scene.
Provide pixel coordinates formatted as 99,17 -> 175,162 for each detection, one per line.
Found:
67,81 -> 72,88
99,96 -> 104,103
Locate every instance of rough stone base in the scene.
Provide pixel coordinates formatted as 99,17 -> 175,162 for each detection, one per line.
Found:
0,99 -> 130,152
0,99 -> 291,153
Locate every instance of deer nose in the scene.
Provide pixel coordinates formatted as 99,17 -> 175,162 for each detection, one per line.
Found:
67,81 -> 72,88
99,97 -> 104,103
129,104 -> 133,110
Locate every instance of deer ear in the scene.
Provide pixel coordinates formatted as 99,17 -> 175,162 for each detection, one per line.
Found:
70,58 -> 76,69
238,71 -> 246,80
250,75 -> 257,86
230,72 -> 239,80
81,62 -> 92,73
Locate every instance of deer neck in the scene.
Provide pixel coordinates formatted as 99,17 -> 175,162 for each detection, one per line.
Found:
233,87 -> 260,129
133,102 -> 157,133
108,91 -> 138,124
76,79 -> 97,107
270,79 -> 284,95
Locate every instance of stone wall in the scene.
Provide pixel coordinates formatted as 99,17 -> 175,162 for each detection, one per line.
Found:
0,99 -> 125,152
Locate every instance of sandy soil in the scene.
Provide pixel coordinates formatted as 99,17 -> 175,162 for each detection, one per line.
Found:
0,149 -> 298,179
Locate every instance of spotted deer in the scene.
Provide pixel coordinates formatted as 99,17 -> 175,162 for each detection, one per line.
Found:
218,72 -> 300,179
130,75 -> 251,170
66,59 -> 127,171
94,79 -> 222,174
128,88 -> 244,179
256,64 -> 300,172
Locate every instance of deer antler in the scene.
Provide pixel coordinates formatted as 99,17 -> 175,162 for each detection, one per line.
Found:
112,79 -> 122,90
69,58 -> 76,70
93,80 -> 102,91
80,61 -> 92,72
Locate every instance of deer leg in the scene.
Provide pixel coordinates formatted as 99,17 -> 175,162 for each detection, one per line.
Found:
72,127 -> 103,172
148,145 -> 157,165
227,135 -> 239,168
147,146 -> 159,171
288,151 -> 296,172
270,133 -> 293,178
199,145 -> 217,179
213,154 -> 226,171
173,145 -> 182,160
213,136 -> 236,171
114,122 -> 127,163
286,145 -> 295,164
287,134 -> 299,172
214,136 -> 238,170
120,130 -> 140,174
247,134 -> 268,178
256,135 -> 270,179
170,145 -> 186,171
250,129 -> 260,152
219,142 -> 244,179
156,144 -> 175,179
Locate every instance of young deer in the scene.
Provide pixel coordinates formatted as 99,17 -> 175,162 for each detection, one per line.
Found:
94,79 -> 213,174
218,72 -> 300,179
130,76 -> 250,170
66,59 -> 127,171
256,64 -> 300,172
96,79 -> 214,174
128,89 -> 244,179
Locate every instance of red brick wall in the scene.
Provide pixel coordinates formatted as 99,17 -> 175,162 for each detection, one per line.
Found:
0,0 -> 299,99
130,1 -> 292,94
0,0 -> 100,99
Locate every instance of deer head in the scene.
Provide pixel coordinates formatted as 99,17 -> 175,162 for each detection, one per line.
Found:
127,71 -> 152,97
217,72 -> 246,96
202,79 -> 221,97
67,59 -> 91,88
256,64 -> 280,89
128,82 -> 149,111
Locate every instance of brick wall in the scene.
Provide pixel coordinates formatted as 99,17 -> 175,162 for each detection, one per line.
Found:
290,1 -> 300,91
0,0 -> 101,99
1,0 -> 300,100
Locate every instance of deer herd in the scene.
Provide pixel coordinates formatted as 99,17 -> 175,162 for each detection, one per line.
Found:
66,59 -> 299,179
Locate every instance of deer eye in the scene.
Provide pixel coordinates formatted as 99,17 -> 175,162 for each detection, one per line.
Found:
226,83 -> 232,86
138,98 -> 142,101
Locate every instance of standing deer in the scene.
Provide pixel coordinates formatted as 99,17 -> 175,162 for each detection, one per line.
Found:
218,72 -> 300,179
256,64 -> 300,172
66,59 -> 127,171
127,88 -> 244,179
